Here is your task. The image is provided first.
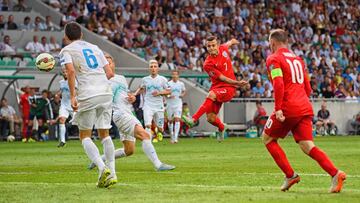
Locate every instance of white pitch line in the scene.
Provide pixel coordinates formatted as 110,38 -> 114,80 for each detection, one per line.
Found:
0,181 -> 360,192
0,171 -> 360,178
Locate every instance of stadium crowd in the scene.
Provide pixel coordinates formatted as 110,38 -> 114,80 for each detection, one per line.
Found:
45,0 -> 359,99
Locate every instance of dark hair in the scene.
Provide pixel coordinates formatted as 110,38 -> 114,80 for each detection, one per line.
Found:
269,29 -> 288,43
65,22 -> 82,41
206,35 -> 217,42
42,90 -> 48,94
256,101 -> 262,105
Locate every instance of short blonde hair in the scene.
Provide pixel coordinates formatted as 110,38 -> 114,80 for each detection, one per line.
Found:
149,59 -> 158,67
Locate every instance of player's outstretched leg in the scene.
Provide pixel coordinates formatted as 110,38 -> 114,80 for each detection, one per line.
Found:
89,148 -> 127,170
206,113 -> 226,141
80,130 -> 111,188
263,134 -> 300,191
136,125 -> 175,171
183,94 -> 216,128
298,140 -> 346,193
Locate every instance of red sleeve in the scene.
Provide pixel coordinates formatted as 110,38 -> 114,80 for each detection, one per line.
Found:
204,62 -> 222,79
220,44 -> 229,52
302,61 -> 312,97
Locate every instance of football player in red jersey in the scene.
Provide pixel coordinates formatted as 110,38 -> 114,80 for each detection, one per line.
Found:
183,36 -> 247,141
263,29 -> 346,193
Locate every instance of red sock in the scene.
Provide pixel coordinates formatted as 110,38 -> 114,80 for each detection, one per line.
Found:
266,141 -> 294,178
210,117 -> 225,132
192,98 -> 214,122
308,147 -> 338,177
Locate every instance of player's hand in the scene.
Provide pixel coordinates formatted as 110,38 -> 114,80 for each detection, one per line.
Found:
71,97 -> 79,112
231,39 -> 240,45
236,80 -> 248,87
170,95 -> 176,99
275,110 -> 286,122
152,91 -> 159,97
127,93 -> 136,103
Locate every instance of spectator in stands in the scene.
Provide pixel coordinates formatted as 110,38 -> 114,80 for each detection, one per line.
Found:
316,102 -> 336,135
0,15 -> 5,29
0,98 -> 20,139
12,0 -> 26,12
40,36 -> 50,53
252,82 -> 265,97
25,35 -> 43,53
334,83 -> 347,98
5,15 -> 17,30
48,36 -> 61,53
44,16 -> 55,31
33,16 -> 46,31
61,8 -> 76,26
19,86 -> 30,142
0,0 -> 9,11
19,16 -> 32,30
350,112 -> 360,134
49,0 -> 61,12
322,85 -> 335,98
0,35 -> 16,55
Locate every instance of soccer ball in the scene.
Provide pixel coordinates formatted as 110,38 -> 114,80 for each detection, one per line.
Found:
7,135 -> 15,142
36,53 -> 56,72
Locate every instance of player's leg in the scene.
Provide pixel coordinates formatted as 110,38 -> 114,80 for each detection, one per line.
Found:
21,115 -> 28,142
95,104 -> 117,187
294,116 -> 346,193
263,116 -> 299,191
75,108 -> 110,188
183,91 -> 217,127
134,124 -> 175,171
58,106 -> 69,147
154,111 -> 165,141
174,117 -> 181,143
167,108 -> 174,142
143,107 -> 154,140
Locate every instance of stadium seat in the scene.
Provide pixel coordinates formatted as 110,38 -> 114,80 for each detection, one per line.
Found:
0,60 -> 6,66
6,60 -> 18,66
26,60 -> 36,67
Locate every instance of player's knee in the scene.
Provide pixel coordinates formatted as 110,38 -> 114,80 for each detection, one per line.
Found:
206,114 -> 216,123
174,117 -> 181,122
135,126 -> 150,141
59,117 -> 66,124
262,133 -> 274,145
207,91 -> 216,101
298,141 -> 315,155
124,147 -> 134,156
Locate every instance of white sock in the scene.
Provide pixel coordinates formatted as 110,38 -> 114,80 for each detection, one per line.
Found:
101,148 -> 126,161
174,121 -> 180,142
59,124 -> 66,143
101,136 -> 116,177
145,127 -> 152,140
168,122 -> 174,141
142,139 -> 162,168
82,137 -> 105,171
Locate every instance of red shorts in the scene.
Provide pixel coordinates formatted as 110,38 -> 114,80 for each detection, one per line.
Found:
211,87 -> 236,103
264,114 -> 313,142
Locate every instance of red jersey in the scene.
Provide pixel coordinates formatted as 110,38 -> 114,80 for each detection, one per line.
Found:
203,44 -> 236,90
266,48 -> 313,117
19,93 -> 30,116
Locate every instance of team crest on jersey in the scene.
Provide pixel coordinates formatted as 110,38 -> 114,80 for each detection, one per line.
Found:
222,51 -> 228,58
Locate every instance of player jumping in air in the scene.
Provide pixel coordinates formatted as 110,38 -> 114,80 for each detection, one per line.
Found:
135,60 -> 171,142
60,22 -> 117,188
166,70 -> 186,143
88,53 -> 175,171
263,29 -> 346,193
183,36 -> 247,141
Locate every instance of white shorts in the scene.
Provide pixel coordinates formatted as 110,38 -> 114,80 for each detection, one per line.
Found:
143,106 -> 164,128
166,105 -> 182,120
59,105 -> 73,119
113,111 -> 140,142
72,95 -> 112,130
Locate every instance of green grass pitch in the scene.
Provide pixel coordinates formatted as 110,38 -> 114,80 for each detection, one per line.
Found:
0,136 -> 359,203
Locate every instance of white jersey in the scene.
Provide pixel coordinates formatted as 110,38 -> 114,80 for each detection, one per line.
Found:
167,80 -> 185,107
59,40 -> 112,101
140,75 -> 168,110
59,79 -> 76,109
110,75 -> 133,115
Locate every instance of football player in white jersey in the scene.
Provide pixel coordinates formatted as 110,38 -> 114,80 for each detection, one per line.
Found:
166,70 -> 186,143
88,53 -> 175,171
135,60 -> 170,141
57,68 -> 76,148
59,22 -> 116,188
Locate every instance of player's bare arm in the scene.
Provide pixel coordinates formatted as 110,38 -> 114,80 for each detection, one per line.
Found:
134,87 -> 145,96
218,74 -> 248,87
64,63 -> 78,112
127,92 -> 136,103
152,88 -> 171,97
225,38 -> 240,47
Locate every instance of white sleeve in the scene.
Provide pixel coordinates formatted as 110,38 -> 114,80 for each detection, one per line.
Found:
140,78 -> 146,88
162,77 -> 169,88
181,82 -> 186,91
59,50 -> 72,66
25,42 -> 31,50
97,48 -> 109,68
